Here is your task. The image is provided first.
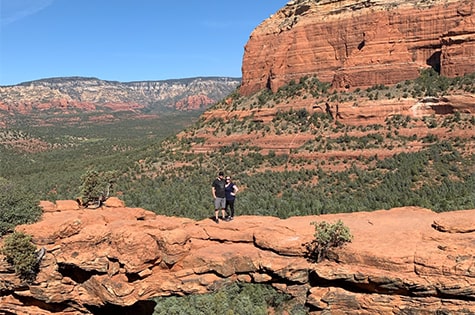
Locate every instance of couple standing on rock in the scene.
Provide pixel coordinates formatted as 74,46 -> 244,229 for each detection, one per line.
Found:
211,171 -> 239,223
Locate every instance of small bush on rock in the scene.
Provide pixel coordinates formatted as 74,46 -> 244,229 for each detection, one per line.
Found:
306,219 -> 353,262
1,231 -> 39,281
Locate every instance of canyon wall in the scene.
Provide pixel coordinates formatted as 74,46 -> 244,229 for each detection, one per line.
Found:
240,0 -> 475,95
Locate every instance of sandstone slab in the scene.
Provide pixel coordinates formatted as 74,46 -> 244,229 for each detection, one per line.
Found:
0,200 -> 473,314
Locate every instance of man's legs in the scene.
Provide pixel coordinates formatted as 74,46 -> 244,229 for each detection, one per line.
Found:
214,198 -> 226,222
214,198 -> 222,223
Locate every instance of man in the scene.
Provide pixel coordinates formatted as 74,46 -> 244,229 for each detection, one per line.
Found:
211,171 -> 226,223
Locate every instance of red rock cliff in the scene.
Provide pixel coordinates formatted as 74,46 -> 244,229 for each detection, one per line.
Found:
1,199 -> 474,314
240,0 -> 475,95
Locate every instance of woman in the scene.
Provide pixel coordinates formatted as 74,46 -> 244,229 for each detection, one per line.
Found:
224,176 -> 239,221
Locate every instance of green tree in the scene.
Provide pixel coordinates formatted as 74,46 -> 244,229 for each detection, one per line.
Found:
79,170 -> 117,207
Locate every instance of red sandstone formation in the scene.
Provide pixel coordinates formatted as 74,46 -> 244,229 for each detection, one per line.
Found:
240,0 -> 475,95
0,198 -> 474,314
174,94 -> 215,111
188,93 -> 475,169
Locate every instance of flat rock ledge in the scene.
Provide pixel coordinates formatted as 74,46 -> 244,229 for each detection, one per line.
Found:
1,199 -> 474,314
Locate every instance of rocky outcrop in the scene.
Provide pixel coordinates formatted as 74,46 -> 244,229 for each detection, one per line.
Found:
0,198 -> 474,314
174,94 -> 216,111
240,0 -> 475,95
0,76 -> 240,115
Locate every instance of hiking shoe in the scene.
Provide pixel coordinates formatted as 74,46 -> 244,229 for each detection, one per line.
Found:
228,216 -> 234,221
214,217 -> 219,224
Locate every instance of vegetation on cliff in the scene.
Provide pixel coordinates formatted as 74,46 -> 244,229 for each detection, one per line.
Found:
1,231 -> 39,281
306,220 -> 353,263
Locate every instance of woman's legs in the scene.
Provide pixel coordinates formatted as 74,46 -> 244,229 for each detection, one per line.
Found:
227,199 -> 235,218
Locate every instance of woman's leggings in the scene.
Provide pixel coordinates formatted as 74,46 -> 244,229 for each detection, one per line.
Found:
226,199 -> 235,217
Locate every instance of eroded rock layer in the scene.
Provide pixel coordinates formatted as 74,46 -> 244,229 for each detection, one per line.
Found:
240,0 -> 475,95
0,198 -> 474,314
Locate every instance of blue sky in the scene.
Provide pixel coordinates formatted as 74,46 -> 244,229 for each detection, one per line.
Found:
0,1 -> 287,86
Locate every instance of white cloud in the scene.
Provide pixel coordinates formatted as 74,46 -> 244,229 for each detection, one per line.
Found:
1,0 -> 55,26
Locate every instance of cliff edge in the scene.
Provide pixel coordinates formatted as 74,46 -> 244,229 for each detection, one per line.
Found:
0,198 -> 474,314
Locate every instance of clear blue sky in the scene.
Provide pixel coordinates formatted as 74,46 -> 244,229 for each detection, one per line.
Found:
0,1 -> 287,86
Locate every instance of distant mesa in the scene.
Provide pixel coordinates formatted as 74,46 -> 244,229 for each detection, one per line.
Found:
0,76 -> 241,118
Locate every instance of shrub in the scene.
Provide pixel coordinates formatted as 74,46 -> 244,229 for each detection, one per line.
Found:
153,282 -> 306,315
306,220 -> 353,262
1,231 -> 39,281
79,170 -> 117,207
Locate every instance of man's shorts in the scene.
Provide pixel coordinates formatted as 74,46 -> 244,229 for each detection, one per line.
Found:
214,197 -> 226,210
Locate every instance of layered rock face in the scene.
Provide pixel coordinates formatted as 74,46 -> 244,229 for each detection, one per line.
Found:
0,199 -> 474,314
240,0 -> 475,95
0,76 -> 240,115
